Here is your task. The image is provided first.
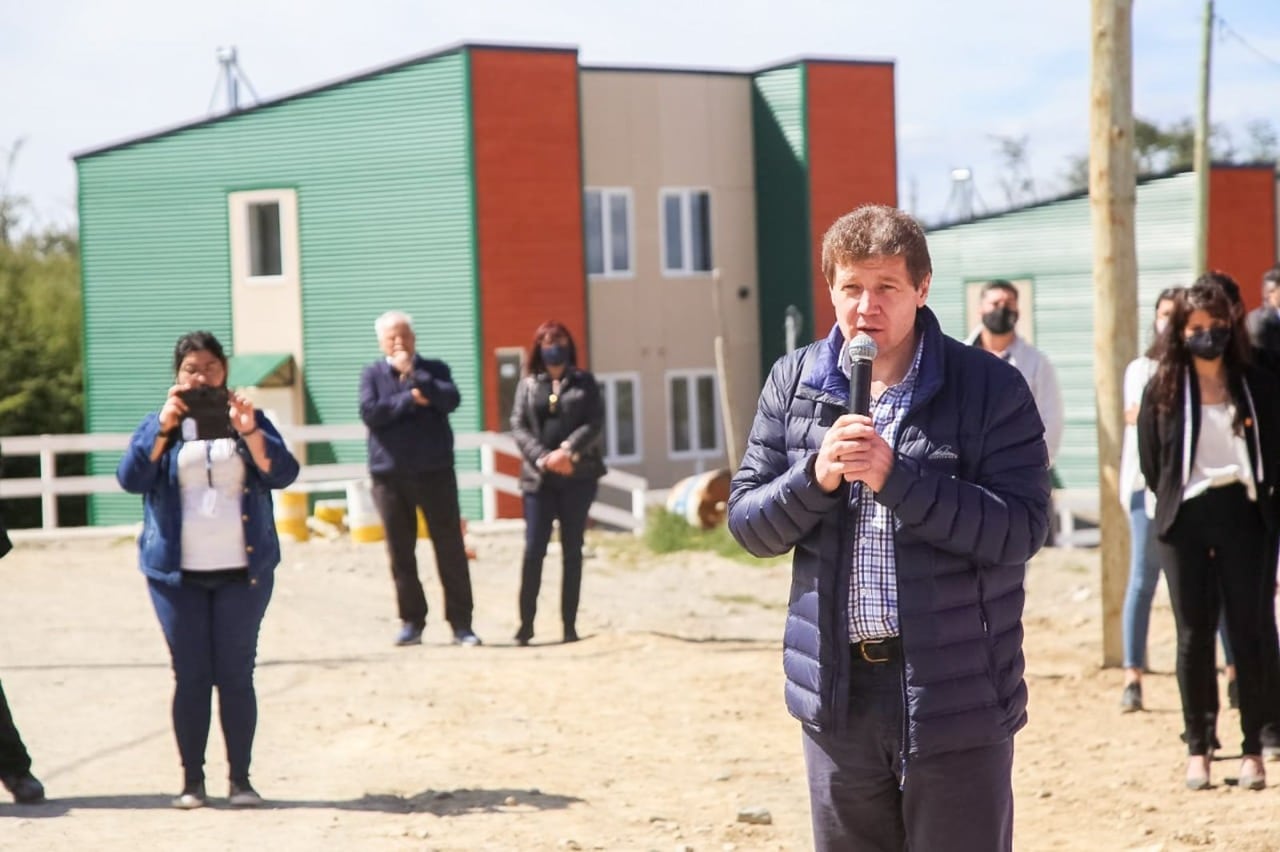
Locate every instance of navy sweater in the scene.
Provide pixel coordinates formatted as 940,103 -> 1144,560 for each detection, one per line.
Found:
359,355 -> 461,475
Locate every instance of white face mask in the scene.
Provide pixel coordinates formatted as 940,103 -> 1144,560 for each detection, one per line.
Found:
1154,318 -> 1169,336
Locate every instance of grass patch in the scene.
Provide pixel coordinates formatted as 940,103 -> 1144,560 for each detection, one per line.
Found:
642,508 -> 789,566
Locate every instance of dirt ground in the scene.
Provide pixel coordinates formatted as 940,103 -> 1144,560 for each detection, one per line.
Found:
0,527 -> 1277,852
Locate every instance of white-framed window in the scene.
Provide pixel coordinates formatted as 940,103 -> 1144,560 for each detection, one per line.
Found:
666,369 -> 721,458
228,188 -> 299,285
584,188 -> 633,277
598,372 -> 642,463
659,188 -> 712,275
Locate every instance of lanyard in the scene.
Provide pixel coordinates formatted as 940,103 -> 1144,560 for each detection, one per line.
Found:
205,441 -> 214,489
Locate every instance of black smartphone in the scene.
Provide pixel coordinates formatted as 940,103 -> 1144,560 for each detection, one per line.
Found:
178,386 -> 234,441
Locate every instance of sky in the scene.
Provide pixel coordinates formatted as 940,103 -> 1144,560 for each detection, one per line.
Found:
1,0 -> 1277,233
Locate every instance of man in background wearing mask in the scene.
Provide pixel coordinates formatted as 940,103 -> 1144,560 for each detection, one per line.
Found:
966,280 -> 1064,542
360,310 -> 481,648
966,280 -> 1063,463
1246,265 -> 1280,374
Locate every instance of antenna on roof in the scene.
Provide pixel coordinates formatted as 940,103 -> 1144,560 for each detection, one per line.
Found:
208,46 -> 261,114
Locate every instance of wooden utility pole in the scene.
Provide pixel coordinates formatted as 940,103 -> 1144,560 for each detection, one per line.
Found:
711,268 -> 740,470
1090,0 -> 1139,668
1193,0 -> 1214,274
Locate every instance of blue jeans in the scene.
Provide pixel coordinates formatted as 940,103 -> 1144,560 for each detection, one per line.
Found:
148,572 -> 273,785
1122,491 -> 1160,669
517,477 -> 598,639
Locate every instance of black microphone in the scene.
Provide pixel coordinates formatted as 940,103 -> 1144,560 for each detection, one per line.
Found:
847,333 -> 878,415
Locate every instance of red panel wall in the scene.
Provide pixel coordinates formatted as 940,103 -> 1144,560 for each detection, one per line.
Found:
470,47 -> 586,517
805,62 -> 898,330
1208,166 -> 1277,313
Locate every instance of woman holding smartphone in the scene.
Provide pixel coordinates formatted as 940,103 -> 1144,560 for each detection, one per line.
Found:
117,331 -> 299,809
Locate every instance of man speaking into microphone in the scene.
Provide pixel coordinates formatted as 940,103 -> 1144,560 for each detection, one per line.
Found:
728,205 -> 1051,851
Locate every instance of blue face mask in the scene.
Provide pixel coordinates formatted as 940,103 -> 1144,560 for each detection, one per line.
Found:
541,344 -> 568,367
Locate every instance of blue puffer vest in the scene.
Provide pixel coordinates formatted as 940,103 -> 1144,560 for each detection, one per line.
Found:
728,307 -> 1051,757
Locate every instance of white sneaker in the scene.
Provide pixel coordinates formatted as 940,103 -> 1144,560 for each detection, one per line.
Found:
172,782 -> 207,810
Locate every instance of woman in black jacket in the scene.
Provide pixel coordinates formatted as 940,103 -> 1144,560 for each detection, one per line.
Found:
509,321 -> 606,645
1138,273 -> 1280,791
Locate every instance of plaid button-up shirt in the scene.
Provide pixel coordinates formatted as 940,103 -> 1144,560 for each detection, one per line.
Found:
840,335 -> 924,641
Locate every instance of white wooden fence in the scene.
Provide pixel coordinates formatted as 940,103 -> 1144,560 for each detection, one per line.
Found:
0,426 -> 648,534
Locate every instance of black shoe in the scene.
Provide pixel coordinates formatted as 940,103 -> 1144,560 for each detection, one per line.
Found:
563,629 -> 580,644
452,628 -> 482,646
1261,724 -> 1280,761
172,780 -> 207,810
394,622 -> 424,646
1120,681 -> 1143,713
1,772 -> 45,804
228,780 -> 264,808
1228,678 -> 1239,710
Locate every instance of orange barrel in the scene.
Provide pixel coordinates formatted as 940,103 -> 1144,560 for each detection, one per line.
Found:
274,489 -> 310,542
313,498 -> 347,528
665,468 -> 732,529
346,479 -> 385,544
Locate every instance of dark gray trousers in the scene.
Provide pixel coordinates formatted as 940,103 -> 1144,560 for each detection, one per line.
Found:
801,655 -> 1014,851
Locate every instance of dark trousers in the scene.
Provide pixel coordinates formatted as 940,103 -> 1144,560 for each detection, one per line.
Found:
517,477 -> 598,639
1157,483 -> 1280,755
371,468 -> 473,630
802,653 -> 1014,852
147,572 -> 273,785
0,679 -> 34,777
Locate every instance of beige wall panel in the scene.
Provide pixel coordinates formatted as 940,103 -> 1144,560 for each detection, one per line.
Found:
582,70 -> 761,487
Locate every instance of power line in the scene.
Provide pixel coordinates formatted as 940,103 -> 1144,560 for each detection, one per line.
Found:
1216,14 -> 1280,71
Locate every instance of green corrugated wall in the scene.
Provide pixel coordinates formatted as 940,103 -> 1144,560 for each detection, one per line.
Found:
751,64 -> 810,378
926,173 -> 1196,488
77,51 -> 481,523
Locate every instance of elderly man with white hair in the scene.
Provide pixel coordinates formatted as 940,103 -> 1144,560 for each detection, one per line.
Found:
359,310 -> 480,647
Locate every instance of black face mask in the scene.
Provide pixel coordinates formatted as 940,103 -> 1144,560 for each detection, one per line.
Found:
981,306 -> 1018,335
1185,327 -> 1230,361
541,344 -> 569,367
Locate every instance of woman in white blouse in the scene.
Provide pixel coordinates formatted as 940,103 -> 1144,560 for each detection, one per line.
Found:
1138,275 -> 1280,791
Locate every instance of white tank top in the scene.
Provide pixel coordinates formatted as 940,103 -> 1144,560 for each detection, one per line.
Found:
176,439 -> 248,571
1184,403 -> 1255,503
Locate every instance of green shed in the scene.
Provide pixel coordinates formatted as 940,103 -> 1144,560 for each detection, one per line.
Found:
76,49 -> 483,523
927,165 -> 1278,489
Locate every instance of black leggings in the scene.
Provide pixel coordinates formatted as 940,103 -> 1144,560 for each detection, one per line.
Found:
1157,483 -> 1280,755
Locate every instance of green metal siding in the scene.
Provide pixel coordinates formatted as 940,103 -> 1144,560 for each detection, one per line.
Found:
78,51 -> 481,523
926,173 -> 1196,489
751,64 -> 810,377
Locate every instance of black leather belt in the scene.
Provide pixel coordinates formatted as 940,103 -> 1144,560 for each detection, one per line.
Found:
851,636 -> 902,664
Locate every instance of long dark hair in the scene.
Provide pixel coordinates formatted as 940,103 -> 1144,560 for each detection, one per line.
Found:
173,331 -> 228,375
1144,286 -> 1183,360
1147,273 -> 1250,429
526,320 -> 579,375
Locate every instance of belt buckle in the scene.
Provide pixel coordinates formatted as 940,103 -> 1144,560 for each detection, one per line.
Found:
858,638 -> 891,664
